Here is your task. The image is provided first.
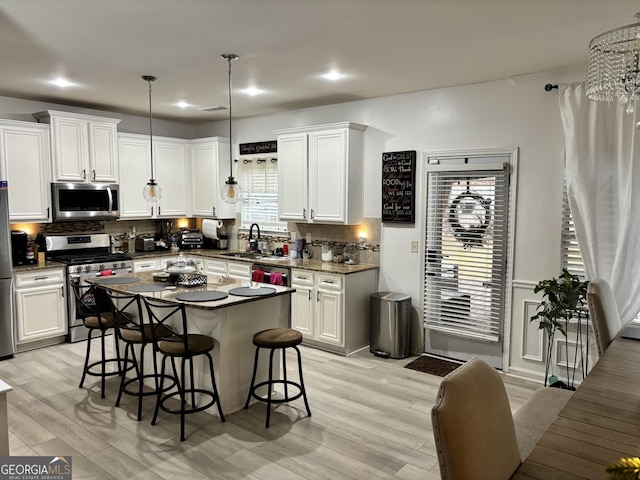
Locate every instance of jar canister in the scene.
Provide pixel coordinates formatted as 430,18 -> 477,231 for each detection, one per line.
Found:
321,243 -> 334,262
343,244 -> 359,265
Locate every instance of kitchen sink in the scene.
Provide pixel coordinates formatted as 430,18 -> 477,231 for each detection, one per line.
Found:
219,252 -> 289,262
219,252 -> 263,259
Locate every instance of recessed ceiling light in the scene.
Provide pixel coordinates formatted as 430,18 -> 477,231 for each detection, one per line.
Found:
322,70 -> 345,81
49,77 -> 76,88
242,87 -> 264,96
175,101 -> 191,108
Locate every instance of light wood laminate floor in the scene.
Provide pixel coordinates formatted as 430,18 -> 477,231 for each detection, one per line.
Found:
0,340 -> 539,479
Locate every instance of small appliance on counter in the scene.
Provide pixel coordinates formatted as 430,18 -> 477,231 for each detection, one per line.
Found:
11,230 -> 36,266
178,230 -> 204,249
202,218 -> 227,249
135,235 -> 155,252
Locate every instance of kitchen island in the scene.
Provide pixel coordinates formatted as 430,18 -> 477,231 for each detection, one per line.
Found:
87,273 -> 294,415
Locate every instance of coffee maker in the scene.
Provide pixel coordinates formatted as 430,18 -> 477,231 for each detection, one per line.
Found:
11,230 -> 33,266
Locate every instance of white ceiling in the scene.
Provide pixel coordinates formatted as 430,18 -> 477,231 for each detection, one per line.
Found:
0,0 -> 638,122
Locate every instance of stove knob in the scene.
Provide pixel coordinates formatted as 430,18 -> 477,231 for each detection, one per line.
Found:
99,264 -> 105,271
84,265 -> 92,272
112,262 -> 118,269
75,266 -> 82,274
121,262 -> 126,268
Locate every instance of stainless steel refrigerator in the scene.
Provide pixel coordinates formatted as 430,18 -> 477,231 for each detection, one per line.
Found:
0,185 -> 15,359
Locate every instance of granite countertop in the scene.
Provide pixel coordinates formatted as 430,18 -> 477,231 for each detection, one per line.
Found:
130,249 -> 379,275
14,249 -> 379,276
86,272 -> 294,311
12,261 -> 66,273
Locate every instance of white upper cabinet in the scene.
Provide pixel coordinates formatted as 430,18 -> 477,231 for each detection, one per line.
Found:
190,137 -> 236,219
33,110 -> 120,183
277,133 -> 308,222
118,133 -> 152,219
0,120 -> 51,222
117,134 -> 188,219
155,138 -> 188,218
275,122 -> 366,224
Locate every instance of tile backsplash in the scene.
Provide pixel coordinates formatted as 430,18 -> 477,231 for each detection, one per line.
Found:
12,216 -> 381,265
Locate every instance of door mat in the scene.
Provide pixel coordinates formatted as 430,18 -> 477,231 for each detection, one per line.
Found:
404,355 -> 462,377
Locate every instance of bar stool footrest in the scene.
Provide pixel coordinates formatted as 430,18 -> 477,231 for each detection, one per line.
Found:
249,379 -> 305,404
85,358 -> 133,378
122,374 -> 176,398
158,389 -> 220,415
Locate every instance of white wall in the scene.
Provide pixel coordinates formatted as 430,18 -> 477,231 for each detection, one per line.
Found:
0,70 -> 582,380
0,95 -> 195,138
197,73 -> 581,378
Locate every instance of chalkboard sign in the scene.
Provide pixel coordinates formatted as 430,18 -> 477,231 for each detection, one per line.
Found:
382,150 -> 416,223
239,140 -> 277,155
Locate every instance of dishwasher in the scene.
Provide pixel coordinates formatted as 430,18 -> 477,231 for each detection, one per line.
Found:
250,264 -> 290,287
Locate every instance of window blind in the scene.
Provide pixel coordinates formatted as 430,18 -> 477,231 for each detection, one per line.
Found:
561,179 -> 586,278
423,166 -> 509,342
240,158 -> 288,233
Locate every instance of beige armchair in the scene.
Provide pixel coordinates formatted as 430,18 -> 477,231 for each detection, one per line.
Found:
586,278 -> 622,355
431,357 -> 572,480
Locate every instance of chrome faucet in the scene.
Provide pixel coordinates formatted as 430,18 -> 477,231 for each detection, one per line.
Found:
248,223 -> 261,252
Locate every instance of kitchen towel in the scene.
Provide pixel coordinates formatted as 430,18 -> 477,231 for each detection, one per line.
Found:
269,272 -> 284,286
252,269 -> 265,282
202,218 -> 223,240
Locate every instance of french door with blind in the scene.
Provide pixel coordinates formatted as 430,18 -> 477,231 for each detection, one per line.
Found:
423,152 -> 514,369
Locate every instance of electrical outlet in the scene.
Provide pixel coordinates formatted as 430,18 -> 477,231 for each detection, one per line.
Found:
306,233 -> 312,244
410,241 -> 419,253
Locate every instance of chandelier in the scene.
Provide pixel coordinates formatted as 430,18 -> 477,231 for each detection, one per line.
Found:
587,13 -> 640,113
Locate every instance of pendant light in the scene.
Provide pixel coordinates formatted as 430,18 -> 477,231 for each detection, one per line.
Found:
142,75 -> 162,202
220,53 -> 242,204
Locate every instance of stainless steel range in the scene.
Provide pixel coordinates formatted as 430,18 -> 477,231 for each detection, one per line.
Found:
46,234 -> 133,343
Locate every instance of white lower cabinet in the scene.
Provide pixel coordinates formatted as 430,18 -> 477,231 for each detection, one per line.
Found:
14,268 -> 67,349
291,268 -> 377,355
205,258 -> 228,282
226,260 -> 251,281
132,257 -> 163,273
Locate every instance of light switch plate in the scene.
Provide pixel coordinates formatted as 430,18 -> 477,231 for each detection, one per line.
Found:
410,241 -> 419,253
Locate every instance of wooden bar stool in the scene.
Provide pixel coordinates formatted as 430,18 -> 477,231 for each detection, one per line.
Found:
142,297 -> 225,441
72,283 -> 132,399
244,328 -> 311,427
105,291 -> 175,421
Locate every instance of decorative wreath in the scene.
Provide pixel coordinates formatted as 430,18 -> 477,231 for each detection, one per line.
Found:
447,192 -> 492,248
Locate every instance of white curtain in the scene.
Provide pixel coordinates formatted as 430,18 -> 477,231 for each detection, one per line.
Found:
558,82 -> 640,324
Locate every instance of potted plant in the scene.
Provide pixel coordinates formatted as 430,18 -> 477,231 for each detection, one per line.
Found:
530,269 -> 589,389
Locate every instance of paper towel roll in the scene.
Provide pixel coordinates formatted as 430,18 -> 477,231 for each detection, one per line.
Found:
202,219 -> 223,240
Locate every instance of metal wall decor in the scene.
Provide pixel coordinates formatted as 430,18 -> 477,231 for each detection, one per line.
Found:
447,191 -> 492,248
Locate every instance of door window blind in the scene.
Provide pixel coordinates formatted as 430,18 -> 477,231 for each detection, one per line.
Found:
240,157 -> 288,233
424,165 -> 509,342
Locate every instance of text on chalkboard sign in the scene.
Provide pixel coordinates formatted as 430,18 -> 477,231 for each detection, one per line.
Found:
382,150 -> 416,223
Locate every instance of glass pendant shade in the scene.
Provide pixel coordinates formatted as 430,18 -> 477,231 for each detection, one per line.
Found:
221,177 -> 242,204
143,179 -> 163,202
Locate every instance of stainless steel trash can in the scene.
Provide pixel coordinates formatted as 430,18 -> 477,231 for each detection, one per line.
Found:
370,292 -> 411,359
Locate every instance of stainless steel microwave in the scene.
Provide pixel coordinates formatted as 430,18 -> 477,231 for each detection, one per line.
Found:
51,183 -> 119,221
